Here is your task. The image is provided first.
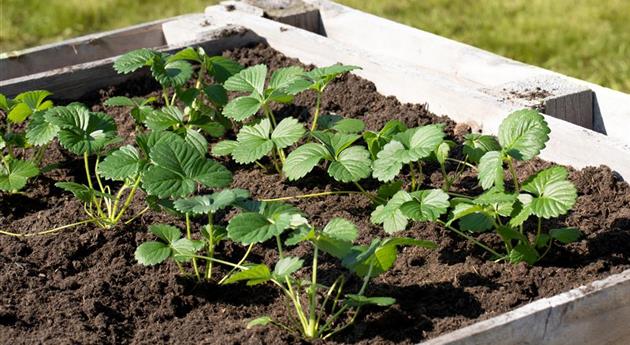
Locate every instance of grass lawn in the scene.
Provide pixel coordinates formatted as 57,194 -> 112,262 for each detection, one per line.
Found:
1,0 -> 628,92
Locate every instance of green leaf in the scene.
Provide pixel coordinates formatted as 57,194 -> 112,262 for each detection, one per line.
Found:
435,141 -> 452,166
0,135 -> 5,150
478,151 -> 504,191
271,117 -> 305,149
273,256 -> 304,278
18,90 -> 53,111
174,189 -> 249,214
322,218 -> 358,242
344,295 -> 395,307
55,181 -> 110,203
149,224 -> 181,243
45,105 -> 117,155
223,264 -> 271,286
205,56 -> 244,84
269,66 -> 304,90
103,96 -> 136,107
144,106 -> 183,131
0,159 -> 39,192
498,109 -> 550,161
98,145 -> 141,181
134,241 -> 171,266
397,124 -> 446,161
232,119 -> 273,163
0,93 -> 10,112
247,316 -> 273,329
203,84 -> 228,107
497,226 -> 528,244
400,189 -> 450,221
7,102 -> 33,124
317,115 -> 365,134
364,119 -> 407,159
114,48 -> 156,74
522,166 -> 577,218
171,238 -> 200,260
227,213 -> 287,244
166,47 -> 202,63
222,96 -> 262,121
151,59 -> 193,87
459,213 -> 494,232
328,145 -> 372,183
508,244 -> 539,265
283,143 -> 328,180
376,181 -> 403,205
463,133 -> 501,163
143,138 -> 231,198
372,141 -> 405,182
370,191 -> 412,233
224,64 -> 267,95
549,227 -> 581,244
183,128 -> 208,156
26,111 -> 59,146
211,140 -> 238,157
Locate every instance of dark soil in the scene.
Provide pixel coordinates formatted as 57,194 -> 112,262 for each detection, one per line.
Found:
1,44 -> 629,345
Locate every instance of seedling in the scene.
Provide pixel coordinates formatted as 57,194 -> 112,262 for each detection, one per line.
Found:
113,47 -> 243,147
222,64 -> 304,124
212,117 -> 305,174
0,90 -> 56,193
446,109 -> 579,264
103,96 -> 156,129
135,188 -> 249,280
225,216 -> 436,340
283,64 -> 360,131
283,130 -> 372,188
371,124 -> 446,190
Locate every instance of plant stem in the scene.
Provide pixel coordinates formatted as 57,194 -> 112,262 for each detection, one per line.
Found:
186,213 -> 201,280
112,176 -> 142,223
260,190 -> 361,202
409,163 -> 418,191
506,156 -> 520,191
276,235 -> 284,259
83,152 -> 94,190
438,220 -> 504,259
0,218 -> 96,237
263,104 -> 278,127
218,243 -> 254,285
205,213 -> 214,281
306,246 -> 319,338
310,92 -> 322,132
124,206 -> 150,225
535,217 -> 542,244
440,163 -> 449,191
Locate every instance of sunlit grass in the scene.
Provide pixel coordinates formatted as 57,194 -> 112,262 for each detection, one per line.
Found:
1,0 -> 628,92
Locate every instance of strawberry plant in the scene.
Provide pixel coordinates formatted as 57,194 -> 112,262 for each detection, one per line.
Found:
113,47 -> 243,150
212,117 -> 305,174
283,130 -> 372,186
103,95 -> 156,129
282,64 -> 359,131
445,109 -> 579,264
0,90 -> 56,193
371,124 -> 446,190
222,64 -> 303,123
225,216 -> 436,340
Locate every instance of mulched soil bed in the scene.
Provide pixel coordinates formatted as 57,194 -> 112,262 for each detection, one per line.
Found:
1,43 -> 629,344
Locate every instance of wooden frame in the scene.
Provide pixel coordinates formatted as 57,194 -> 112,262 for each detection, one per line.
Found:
0,2 -> 628,344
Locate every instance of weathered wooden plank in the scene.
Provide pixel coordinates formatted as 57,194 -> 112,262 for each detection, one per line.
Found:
423,269 -> 630,345
0,25 -> 263,100
0,16 -> 176,80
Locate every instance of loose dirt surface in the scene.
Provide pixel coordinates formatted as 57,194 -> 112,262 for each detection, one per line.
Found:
1,44 -> 629,344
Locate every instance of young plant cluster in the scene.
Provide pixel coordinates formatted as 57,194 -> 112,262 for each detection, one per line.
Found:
0,45 -> 582,340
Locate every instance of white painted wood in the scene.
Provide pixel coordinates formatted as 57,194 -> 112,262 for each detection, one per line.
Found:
0,22 -> 263,100
186,8 -> 630,182
422,269 -> 630,345
301,0 -> 630,146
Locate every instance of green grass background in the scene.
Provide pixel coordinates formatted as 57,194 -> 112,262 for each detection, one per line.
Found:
1,0 -> 628,92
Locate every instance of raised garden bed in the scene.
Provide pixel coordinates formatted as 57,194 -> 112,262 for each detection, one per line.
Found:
1,43 -> 629,344
1,1 -> 630,344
